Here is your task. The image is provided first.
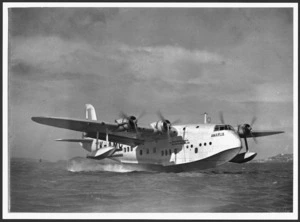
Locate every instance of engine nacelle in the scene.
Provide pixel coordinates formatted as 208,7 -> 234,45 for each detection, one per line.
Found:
115,118 -> 130,130
150,120 -> 178,136
115,116 -> 137,131
150,120 -> 167,133
237,124 -> 252,136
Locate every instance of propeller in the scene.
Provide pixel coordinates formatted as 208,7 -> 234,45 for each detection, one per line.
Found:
219,111 -> 258,151
156,111 -> 180,141
119,110 -> 145,135
243,116 -> 258,144
219,111 -> 225,124
157,111 -> 180,125
239,116 -> 258,151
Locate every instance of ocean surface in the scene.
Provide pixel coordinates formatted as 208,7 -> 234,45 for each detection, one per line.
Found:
9,157 -> 293,213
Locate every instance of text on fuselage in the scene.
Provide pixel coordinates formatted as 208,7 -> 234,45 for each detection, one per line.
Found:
211,132 -> 224,137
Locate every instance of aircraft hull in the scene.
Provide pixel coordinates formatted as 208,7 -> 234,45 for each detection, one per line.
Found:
115,146 -> 241,172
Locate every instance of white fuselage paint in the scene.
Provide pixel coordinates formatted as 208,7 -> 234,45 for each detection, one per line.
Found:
82,124 -> 242,171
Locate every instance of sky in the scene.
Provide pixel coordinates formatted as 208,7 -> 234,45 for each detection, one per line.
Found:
7,6 -> 295,161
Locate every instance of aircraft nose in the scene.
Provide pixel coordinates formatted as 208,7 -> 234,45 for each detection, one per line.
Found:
229,131 -> 242,149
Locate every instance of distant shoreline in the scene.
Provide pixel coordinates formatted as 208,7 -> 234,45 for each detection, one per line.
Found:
252,153 -> 293,163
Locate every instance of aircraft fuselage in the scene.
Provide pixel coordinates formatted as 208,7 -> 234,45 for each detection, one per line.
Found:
85,123 -> 242,172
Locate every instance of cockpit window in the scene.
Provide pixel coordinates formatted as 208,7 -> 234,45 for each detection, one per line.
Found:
214,125 -> 234,131
228,125 -> 235,131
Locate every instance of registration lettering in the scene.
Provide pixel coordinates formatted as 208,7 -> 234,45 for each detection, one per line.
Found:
211,132 -> 224,137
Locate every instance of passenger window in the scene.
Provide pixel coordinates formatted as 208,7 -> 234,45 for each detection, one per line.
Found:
131,147 -> 133,152
209,142 -> 212,145
191,145 -> 193,148
195,148 -> 198,153
165,150 -> 168,156
186,145 -> 189,148
169,149 -> 172,155
161,151 -> 164,156
199,143 -> 202,147
124,148 -> 126,152
220,126 -> 225,131
204,143 -> 206,146
140,150 -> 142,155
128,147 -> 130,152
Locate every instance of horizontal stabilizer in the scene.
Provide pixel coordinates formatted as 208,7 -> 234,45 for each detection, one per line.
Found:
55,139 -> 94,143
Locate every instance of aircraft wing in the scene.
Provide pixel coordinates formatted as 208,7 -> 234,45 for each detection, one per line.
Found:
239,130 -> 284,138
31,117 -> 146,146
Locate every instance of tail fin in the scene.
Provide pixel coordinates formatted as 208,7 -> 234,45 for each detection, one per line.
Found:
85,104 -> 97,120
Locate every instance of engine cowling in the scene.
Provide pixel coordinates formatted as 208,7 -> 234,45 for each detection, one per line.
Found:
237,124 -> 252,137
115,116 -> 137,131
150,120 -> 169,133
150,120 -> 178,137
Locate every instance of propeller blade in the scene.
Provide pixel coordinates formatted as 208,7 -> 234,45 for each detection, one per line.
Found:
172,119 -> 181,125
167,125 -> 171,142
251,116 -> 257,126
157,110 -> 165,121
250,131 -> 258,144
134,124 -> 140,136
253,136 -> 258,144
119,111 -> 129,119
137,110 -> 146,120
219,111 -> 225,124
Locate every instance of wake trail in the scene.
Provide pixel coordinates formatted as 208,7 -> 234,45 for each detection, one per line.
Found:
66,157 -> 138,173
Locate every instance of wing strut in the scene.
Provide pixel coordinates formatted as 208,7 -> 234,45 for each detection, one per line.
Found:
106,128 -> 109,145
244,137 -> 249,152
96,131 -> 99,150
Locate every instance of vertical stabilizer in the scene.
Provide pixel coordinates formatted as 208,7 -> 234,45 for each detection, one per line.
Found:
85,104 -> 97,120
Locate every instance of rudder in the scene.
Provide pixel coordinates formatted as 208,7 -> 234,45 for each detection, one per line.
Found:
85,104 -> 97,120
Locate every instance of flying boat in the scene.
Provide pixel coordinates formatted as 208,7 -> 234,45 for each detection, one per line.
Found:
31,104 -> 284,172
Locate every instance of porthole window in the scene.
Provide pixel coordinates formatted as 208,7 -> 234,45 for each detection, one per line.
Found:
196,126 -> 199,128
209,142 -> 212,145
204,143 -> 206,146
165,150 -> 168,156
199,143 -> 202,147
186,145 -> 189,149
191,145 -> 193,148
195,148 -> 198,153
140,150 -> 142,155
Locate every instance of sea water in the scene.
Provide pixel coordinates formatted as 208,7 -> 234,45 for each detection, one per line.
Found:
9,157 -> 293,213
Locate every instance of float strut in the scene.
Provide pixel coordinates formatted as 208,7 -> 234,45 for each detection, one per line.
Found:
96,131 -> 99,150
